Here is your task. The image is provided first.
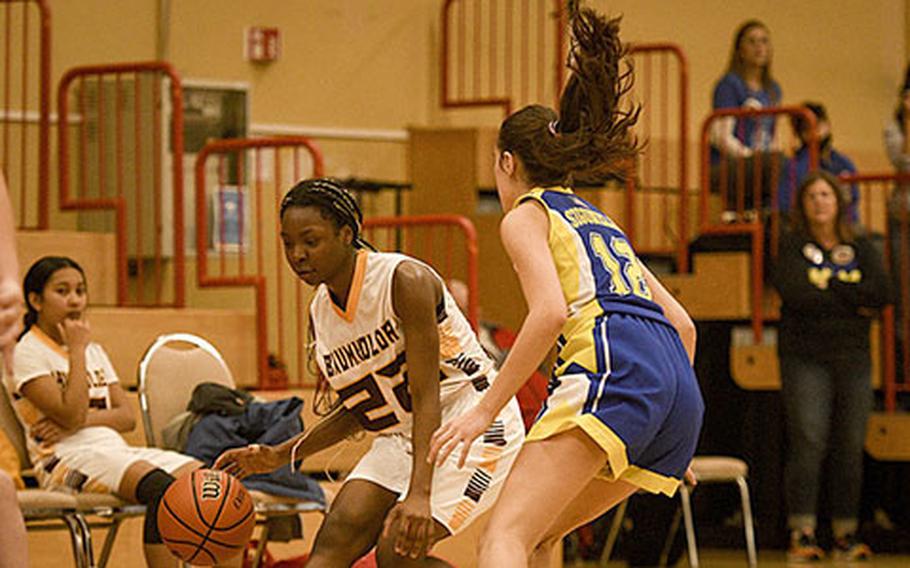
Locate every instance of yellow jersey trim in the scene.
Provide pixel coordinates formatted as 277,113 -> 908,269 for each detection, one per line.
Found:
527,407 -> 681,497
331,250 -> 368,322
32,326 -> 68,358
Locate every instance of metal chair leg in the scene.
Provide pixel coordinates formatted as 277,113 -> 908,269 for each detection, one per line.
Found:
62,514 -> 91,568
737,476 -> 758,568
658,506 -> 683,567
74,514 -> 96,568
599,498 -> 628,565
679,485 -> 699,568
97,517 -> 122,568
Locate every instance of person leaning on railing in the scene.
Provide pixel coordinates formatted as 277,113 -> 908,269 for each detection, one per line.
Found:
779,102 -> 859,223
710,19 -> 784,221
770,171 -> 892,562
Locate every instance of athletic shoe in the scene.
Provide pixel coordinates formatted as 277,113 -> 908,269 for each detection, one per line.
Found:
833,534 -> 872,561
787,529 -> 825,562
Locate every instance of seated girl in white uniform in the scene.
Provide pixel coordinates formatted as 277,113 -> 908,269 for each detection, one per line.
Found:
6,256 -> 237,568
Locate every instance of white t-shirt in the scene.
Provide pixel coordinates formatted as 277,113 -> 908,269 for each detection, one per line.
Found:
5,327 -> 120,467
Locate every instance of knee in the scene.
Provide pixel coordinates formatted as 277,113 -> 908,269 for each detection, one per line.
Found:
313,508 -> 377,557
374,536 -> 403,568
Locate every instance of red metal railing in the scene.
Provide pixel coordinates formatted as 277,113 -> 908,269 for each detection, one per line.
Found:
195,137 -> 325,388
625,43 -> 689,270
362,214 -> 480,331
840,173 -> 910,412
699,106 -> 818,341
0,0 -> 50,229
58,61 -> 185,307
441,0 -> 564,116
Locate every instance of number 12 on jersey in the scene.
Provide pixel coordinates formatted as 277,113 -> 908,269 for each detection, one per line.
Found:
589,232 -> 652,300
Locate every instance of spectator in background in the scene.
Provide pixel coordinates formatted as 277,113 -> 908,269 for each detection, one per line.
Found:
779,102 -> 859,223
771,171 -> 891,562
0,170 -> 28,568
710,20 -> 783,220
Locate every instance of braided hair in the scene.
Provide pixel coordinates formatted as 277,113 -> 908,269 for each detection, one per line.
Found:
280,178 -> 374,251
19,256 -> 85,340
497,5 -> 640,187
282,178 -> 373,416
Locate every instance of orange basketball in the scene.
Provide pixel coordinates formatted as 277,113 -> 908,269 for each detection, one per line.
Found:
157,468 -> 256,565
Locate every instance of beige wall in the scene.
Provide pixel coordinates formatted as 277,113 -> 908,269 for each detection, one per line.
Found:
35,0 -> 910,185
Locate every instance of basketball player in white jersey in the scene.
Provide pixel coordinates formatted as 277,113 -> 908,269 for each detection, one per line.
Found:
215,178 -> 524,567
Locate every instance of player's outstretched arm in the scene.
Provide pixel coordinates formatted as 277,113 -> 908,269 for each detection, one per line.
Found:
382,260 -> 441,559
430,201 -> 566,467
215,402 -> 361,479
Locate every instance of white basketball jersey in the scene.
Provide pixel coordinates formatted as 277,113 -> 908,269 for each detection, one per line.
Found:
310,251 -> 494,434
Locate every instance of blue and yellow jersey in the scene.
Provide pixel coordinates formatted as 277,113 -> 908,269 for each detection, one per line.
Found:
516,186 -> 671,375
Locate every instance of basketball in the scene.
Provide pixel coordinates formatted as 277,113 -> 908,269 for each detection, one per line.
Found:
157,468 -> 256,565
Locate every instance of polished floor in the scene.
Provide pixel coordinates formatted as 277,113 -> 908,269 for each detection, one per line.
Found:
24,517 -> 910,567
584,549 -> 910,567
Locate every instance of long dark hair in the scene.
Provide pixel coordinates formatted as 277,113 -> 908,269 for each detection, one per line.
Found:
20,256 -> 86,340
727,20 -> 778,102
790,170 -> 854,243
497,6 -> 640,187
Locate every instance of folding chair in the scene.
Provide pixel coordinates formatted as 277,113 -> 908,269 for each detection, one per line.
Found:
601,456 -> 758,568
1,378 -> 91,567
137,332 -> 326,567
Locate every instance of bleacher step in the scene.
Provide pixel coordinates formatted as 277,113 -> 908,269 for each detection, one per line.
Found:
16,229 -> 118,305
89,306 -> 257,389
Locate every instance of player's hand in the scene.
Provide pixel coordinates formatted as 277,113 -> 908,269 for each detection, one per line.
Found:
382,494 -> 435,560
58,318 -> 91,351
684,464 -> 697,487
30,417 -> 71,445
214,444 -> 284,479
0,278 -> 23,374
428,405 -> 494,468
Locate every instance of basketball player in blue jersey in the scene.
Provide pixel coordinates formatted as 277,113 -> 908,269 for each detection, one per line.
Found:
429,5 -> 705,567
215,178 -> 523,567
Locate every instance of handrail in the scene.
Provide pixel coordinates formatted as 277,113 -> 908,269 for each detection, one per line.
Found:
839,172 -> 910,411
628,42 -> 690,270
195,136 -> 325,387
1,0 -> 51,228
699,105 -> 819,342
363,214 -> 480,330
57,60 -> 185,306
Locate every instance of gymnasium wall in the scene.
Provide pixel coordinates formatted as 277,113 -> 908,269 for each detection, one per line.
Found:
44,2 -> 904,180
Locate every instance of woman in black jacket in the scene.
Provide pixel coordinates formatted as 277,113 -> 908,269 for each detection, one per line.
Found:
772,170 -> 892,561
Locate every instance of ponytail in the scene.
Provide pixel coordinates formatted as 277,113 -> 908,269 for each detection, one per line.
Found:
498,6 -> 639,187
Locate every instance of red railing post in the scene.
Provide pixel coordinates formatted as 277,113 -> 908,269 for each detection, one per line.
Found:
699,106 -> 819,342
57,61 -> 185,306
195,137 -> 324,388
0,0 -> 51,229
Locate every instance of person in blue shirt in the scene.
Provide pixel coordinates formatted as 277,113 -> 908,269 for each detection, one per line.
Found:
710,20 -> 784,219
779,102 -> 859,223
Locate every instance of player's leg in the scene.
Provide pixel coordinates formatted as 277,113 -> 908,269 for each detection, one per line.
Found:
120,458 -> 239,568
306,479 -> 400,568
527,476 -> 636,568
477,428 -> 619,568
374,519 -> 453,568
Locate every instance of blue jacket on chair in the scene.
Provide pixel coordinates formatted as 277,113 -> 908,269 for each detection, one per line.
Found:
184,396 -> 325,505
